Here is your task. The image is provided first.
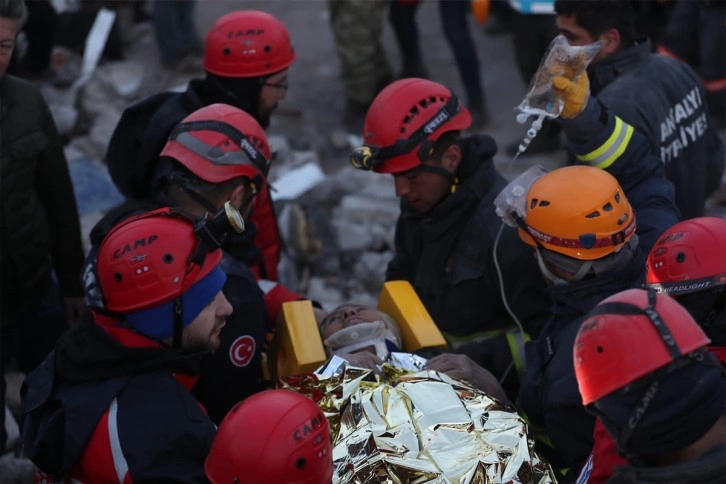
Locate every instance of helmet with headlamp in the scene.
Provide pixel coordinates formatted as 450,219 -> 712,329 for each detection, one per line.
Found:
350,78 -> 471,175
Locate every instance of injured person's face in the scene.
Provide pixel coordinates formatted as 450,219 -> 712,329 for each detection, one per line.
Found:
319,304 -> 402,359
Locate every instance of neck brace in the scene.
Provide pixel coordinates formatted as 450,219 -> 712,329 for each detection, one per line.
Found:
323,321 -> 400,359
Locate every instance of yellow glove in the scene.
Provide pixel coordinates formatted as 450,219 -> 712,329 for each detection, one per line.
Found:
553,72 -> 590,119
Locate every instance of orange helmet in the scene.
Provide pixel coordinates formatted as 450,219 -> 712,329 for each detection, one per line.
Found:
350,78 -> 471,174
574,288 -> 710,405
205,390 -> 332,484
519,165 -> 636,260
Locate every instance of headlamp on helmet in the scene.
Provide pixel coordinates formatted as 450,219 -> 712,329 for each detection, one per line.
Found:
350,78 -> 472,174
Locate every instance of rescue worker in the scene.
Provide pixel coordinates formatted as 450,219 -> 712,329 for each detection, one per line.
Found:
646,217 -> 726,351
22,207 -> 234,482
500,71 -> 679,477
84,104 -> 283,424
106,10 -> 294,283
349,77 -> 552,401
205,389 -> 333,484
579,216 -> 726,482
574,288 -> 726,483
554,0 -> 725,219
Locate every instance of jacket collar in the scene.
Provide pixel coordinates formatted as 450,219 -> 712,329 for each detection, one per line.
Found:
588,38 -> 651,96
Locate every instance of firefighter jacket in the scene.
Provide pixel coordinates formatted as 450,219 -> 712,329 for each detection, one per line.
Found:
587,38 -> 725,220
22,313 -> 216,482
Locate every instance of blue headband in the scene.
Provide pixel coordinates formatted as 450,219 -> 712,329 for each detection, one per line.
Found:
125,266 -> 227,341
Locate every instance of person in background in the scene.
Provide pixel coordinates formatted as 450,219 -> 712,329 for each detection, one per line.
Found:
388,0 -> 487,126
328,0 -> 393,131
0,0 -> 85,452
151,0 -> 200,68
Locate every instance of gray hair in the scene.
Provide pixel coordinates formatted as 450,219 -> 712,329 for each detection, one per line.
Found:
0,0 -> 28,27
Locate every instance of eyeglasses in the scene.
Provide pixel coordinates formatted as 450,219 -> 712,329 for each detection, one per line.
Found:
263,80 -> 289,91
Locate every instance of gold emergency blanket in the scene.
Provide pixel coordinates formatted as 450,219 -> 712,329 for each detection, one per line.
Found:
281,363 -> 555,483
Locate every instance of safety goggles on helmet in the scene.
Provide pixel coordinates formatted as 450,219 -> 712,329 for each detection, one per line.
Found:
350,93 -> 463,172
167,119 -> 269,191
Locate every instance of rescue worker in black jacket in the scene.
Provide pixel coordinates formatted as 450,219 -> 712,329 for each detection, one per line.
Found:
350,78 -> 552,399
501,72 -> 680,478
83,104 -> 273,424
23,207 -> 234,482
554,0 -> 725,220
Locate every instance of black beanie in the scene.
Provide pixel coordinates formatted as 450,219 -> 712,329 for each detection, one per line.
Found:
595,353 -> 726,455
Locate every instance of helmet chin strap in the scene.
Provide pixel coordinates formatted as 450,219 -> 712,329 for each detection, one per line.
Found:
414,164 -> 460,194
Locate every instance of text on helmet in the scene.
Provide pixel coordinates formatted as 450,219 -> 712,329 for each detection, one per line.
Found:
113,235 -> 159,259
423,111 -> 451,135
227,29 -> 264,39
293,414 -> 324,442
240,138 -> 258,160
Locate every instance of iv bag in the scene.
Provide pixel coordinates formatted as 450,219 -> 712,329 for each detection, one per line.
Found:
516,35 -> 601,122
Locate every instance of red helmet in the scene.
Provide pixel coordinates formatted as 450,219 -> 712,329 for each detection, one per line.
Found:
97,208 -> 223,314
205,389 -> 333,484
204,10 -> 295,78
645,217 -> 726,296
160,103 -> 272,190
574,288 -> 710,405
351,78 -> 472,174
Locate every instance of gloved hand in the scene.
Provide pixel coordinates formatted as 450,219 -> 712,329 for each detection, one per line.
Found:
553,72 -> 590,119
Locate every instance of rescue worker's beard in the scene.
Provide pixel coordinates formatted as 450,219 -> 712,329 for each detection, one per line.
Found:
182,317 -> 227,353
